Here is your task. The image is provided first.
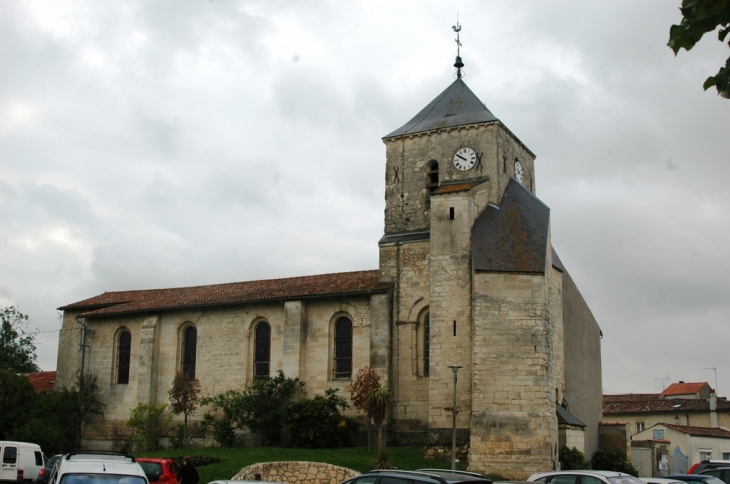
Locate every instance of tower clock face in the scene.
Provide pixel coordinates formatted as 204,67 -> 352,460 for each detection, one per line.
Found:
453,148 -> 476,171
514,160 -> 524,182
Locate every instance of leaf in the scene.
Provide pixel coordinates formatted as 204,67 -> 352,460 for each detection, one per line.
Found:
703,75 -> 717,90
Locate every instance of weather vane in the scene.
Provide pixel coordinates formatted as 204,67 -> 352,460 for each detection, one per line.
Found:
452,13 -> 464,79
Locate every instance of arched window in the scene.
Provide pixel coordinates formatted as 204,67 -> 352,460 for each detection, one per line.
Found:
423,313 -> 430,377
181,326 -> 197,379
254,322 -> 271,379
117,329 -> 131,384
334,317 -> 353,379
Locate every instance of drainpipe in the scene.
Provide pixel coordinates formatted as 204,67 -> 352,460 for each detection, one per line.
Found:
75,316 -> 88,448
710,391 -> 718,428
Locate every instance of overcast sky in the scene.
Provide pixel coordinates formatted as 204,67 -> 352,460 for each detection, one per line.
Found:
1,1 -> 728,395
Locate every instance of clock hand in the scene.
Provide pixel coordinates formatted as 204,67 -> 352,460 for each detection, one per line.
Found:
456,154 -> 466,161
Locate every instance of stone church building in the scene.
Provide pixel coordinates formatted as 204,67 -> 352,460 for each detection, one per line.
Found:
57,67 -> 602,478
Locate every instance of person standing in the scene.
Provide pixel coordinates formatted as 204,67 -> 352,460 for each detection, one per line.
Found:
177,456 -> 199,484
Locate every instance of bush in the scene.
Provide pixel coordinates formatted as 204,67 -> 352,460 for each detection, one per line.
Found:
559,446 -> 588,470
284,388 -> 359,448
591,448 -> 638,476
126,403 -> 171,451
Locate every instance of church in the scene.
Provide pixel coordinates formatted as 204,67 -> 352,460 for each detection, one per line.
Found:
56,51 -> 602,478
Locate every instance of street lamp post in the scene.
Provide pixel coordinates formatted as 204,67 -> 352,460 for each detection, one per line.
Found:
449,364 -> 462,471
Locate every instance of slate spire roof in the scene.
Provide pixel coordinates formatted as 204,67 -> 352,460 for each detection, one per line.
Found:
383,79 -> 499,139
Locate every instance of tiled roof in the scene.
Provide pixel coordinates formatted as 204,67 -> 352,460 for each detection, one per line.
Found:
383,79 -> 499,139
603,394 -> 730,414
472,179 -> 550,274
432,179 -> 488,195
659,423 -> 730,439
26,371 -> 56,393
661,382 -> 709,398
600,421 -> 629,426
60,270 -> 390,317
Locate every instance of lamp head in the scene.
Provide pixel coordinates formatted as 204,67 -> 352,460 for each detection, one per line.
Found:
449,364 -> 463,374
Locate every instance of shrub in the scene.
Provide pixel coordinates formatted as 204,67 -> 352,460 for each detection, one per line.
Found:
591,448 -> 638,476
284,388 -> 359,448
126,403 -> 171,451
559,446 -> 588,470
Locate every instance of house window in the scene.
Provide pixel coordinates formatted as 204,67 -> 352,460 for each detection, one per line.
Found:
636,422 -> 645,433
423,313 -> 430,377
700,451 -> 713,461
116,329 -> 131,384
254,322 -> 271,379
722,452 -> 730,460
181,326 -> 197,378
334,317 -> 352,379
652,429 -> 664,440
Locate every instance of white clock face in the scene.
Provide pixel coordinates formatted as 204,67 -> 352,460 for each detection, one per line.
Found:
453,148 -> 476,171
514,161 -> 524,182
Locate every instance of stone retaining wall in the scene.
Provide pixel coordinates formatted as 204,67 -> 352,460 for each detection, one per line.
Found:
232,461 -> 359,484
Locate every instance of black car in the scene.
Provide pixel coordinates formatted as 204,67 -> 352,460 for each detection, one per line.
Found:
699,468 -> 730,484
341,469 -> 493,484
37,455 -> 62,484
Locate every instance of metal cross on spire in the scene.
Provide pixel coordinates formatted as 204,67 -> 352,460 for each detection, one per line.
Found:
452,14 -> 464,79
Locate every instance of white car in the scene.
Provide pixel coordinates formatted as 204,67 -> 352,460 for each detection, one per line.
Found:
639,479 -> 687,484
528,470 -> 645,484
48,452 -> 148,484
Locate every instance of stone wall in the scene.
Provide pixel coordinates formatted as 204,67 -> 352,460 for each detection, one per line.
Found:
231,461 -> 359,484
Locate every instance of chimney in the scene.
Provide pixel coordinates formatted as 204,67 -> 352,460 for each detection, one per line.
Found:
710,390 -> 718,428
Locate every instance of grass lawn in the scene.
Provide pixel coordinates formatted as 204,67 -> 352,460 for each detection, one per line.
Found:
135,446 -> 462,483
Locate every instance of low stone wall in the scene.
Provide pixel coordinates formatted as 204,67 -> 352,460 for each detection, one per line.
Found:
232,461 -> 359,484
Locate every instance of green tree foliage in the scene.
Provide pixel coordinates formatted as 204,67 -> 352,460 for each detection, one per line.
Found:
168,372 -> 201,447
126,402 -> 172,451
668,0 -> 730,97
559,446 -> 589,470
0,368 -> 37,438
73,374 -> 105,447
201,370 -> 304,446
367,381 -> 392,453
349,366 -> 381,450
12,389 -> 78,454
591,448 -> 639,476
284,388 -> 359,448
0,306 -> 39,373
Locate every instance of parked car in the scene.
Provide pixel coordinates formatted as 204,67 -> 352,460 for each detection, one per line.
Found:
38,455 -> 63,484
527,470 -> 644,484
135,458 -> 178,484
698,469 -> 730,484
690,463 -> 730,475
341,469 -> 493,484
0,441 -> 45,483
48,451 -> 148,484
663,474 -> 724,484
639,478 -> 686,484
208,481 -> 281,484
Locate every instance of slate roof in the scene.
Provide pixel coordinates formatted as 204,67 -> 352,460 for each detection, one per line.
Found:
656,423 -> 730,439
557,404 -> 586,427
383,79 -> 499,138
60,270 -> 390,317
25,371 -> 56,393
603,394 -> 730,414
472,178 -> 550,273
661,382 -> 710,398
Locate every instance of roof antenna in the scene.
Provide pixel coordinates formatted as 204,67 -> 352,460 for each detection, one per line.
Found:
452,13 -> 464,79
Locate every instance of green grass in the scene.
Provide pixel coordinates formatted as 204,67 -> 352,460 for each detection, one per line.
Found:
135,446 -> 462,482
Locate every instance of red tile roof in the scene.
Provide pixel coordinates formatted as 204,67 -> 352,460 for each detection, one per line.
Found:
604,393 -> 659,402
603,394 -> 730,414
26,371 -> 56,393
600,421 -> 629,426
60,270 -> 391,317
658,423 -> 730,439
661,382 -> 709,398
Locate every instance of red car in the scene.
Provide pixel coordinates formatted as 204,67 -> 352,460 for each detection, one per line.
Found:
136,458 -> 179,484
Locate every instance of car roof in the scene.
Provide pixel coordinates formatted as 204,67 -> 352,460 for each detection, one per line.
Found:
207,481 -> 281,484
700,468 -> 730,473
639,479 -> 686,484
135,459 -> 172,463
529,471 -> 634,480
360,469 -> 492,484
58,453 -> 146,479
665,475 -> 714,480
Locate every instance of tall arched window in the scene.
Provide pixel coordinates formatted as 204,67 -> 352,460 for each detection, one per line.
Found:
254,322 -> 271,379
117,329 -> 131,384
334,317 -> 353,379
423,313 -> 430,377
181,326 -> 197,379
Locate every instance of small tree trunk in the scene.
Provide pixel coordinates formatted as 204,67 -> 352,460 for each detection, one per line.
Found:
377,423 -> 384,452
367,417 -> 372,451
183,412 -> 188,448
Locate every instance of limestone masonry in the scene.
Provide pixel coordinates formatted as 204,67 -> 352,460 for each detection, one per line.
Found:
57,74 -> 602,479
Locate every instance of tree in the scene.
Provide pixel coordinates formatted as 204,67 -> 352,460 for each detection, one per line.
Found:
168,372 -> 201,447
126,402 -> 171,451
0,306 -> 39,373
668,0 -> 730,97
284,388 -> 357,448
591,448 -> 639,476
559,446 -> 589,470
349,366 -> 381,450
72,374 -> 105,447
367,381 -> 392,454
0,368 -> 36,438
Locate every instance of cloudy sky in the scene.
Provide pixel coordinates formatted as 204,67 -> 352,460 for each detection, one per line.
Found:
1,1 -> 728,395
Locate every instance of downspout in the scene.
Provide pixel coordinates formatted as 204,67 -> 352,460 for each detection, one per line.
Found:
75,315 -> 88,447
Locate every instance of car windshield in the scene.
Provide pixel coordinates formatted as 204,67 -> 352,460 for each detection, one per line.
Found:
47,456 -> 61,468
138,463 -> 163,480
608,477 -> 645,484
60,474 -> 146,484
